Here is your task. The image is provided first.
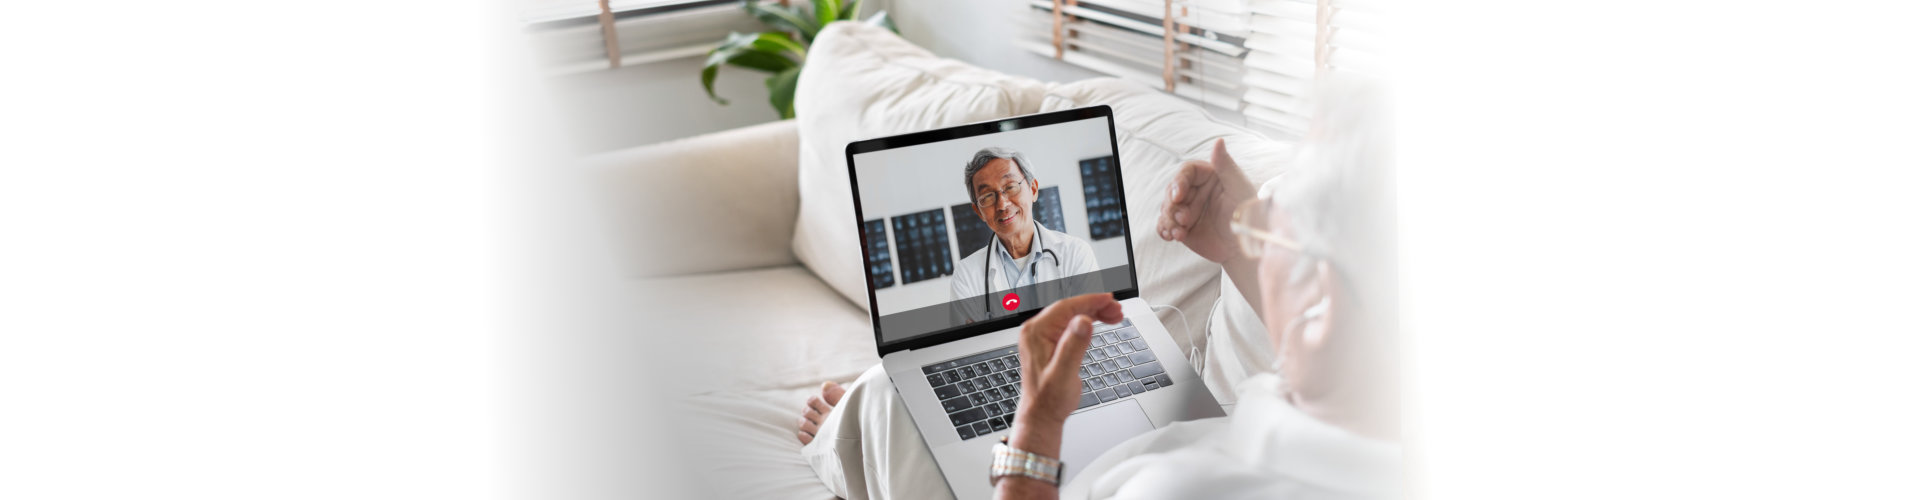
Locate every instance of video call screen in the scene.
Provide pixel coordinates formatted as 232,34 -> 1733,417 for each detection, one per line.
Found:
850,116 -> 1136,345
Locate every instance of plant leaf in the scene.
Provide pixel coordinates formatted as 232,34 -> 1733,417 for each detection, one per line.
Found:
724,49 -> 796,73
751,31 -> 808,59
702,32 -> 800,105
766,67 -> 802,120
841,0 -> 862,21
746,0 -> 819,43
701,63 -> 726,105
717,30 -> 807,60
865,10 -> 898,34
811,0 -> 841,29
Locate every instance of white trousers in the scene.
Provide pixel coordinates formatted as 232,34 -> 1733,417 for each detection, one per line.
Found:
801,364 -> 956,500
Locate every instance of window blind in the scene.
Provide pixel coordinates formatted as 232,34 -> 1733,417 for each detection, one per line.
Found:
519,1 -> 760,73
517,0 -> 718,24
1024,0 -> 1384,138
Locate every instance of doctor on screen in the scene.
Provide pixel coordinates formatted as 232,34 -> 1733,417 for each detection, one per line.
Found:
949,147 -> 1100,311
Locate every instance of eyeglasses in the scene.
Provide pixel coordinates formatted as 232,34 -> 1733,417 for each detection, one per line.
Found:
974,179 -> 1029,208
1229,195 -> 1304,258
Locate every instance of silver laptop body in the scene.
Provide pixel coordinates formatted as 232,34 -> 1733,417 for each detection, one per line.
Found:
843,106 -> 1226,499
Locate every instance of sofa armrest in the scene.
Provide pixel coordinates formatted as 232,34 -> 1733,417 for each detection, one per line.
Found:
586,119 -> 801,278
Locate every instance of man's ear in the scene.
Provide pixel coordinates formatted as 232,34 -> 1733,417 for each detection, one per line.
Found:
1303,260 -> 1336,347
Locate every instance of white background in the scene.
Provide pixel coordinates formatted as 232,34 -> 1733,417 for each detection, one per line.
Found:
853,117 -> 1130,314
4,1 -> 1919,499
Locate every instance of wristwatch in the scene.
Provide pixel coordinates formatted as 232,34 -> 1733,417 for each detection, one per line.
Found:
989,436 -> 1064,486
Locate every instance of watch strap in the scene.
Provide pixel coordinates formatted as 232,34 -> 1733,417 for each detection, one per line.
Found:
989,437 -> 1063,486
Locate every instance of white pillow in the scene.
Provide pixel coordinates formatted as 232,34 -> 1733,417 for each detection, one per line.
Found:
790,22 -> 1049,309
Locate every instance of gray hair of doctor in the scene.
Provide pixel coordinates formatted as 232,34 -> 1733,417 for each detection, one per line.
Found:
962,147 -> 1038,199
1273,73 -> 1397,372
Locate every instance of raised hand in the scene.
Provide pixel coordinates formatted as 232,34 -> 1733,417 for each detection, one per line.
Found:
1010,293 -> 1125,457
1157,139 -> 1257,264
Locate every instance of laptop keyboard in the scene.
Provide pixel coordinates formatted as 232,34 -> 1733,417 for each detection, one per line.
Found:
919,319 -> 1174,441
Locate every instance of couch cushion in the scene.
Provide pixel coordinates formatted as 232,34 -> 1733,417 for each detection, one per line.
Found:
1039,78 -> 1294,400
790,22 -> 1051,309
634,265 -> 879,396
587,120 -> 803,278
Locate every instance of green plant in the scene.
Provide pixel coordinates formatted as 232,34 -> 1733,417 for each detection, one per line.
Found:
701,0 -> 898,119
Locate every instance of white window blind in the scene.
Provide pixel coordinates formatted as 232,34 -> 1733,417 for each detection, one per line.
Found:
518,0 -> 711,24
1024,0 -> 1385,138
519,1 -> 760,73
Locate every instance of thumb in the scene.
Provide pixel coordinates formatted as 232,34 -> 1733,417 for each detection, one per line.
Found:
1210,138 -> 1243,175
1050,315 -> 1096,375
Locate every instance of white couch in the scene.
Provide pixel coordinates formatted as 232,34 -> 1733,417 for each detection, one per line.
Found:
588,23 -> 1294,499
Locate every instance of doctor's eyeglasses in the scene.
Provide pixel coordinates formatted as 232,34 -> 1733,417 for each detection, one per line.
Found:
974,179 -> 1030,208
1230,195 -> 1304,259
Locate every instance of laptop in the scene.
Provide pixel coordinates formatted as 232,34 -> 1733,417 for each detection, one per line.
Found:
844,105 -> 1226,498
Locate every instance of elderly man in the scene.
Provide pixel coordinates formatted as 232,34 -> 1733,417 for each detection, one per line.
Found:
799,79 -> 1399,499
948,147 -> 1100,314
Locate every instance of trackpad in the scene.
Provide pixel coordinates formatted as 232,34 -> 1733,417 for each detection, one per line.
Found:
1058,400 -> 1154,486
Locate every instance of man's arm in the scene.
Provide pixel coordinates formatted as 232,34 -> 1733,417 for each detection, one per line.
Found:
1156,139 -> 1266,319
995,294 -> 1125,499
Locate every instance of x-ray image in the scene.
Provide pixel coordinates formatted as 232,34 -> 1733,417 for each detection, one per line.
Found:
1079,156 -> 1124,240
890,208 -> 954,285
863,219 -> 895,290
950,202 -> 993,259
1035,186 -> 1066,234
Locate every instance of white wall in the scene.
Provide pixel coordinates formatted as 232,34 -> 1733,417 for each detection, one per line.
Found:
854,117 -> 1129,315
887,0 -> 1108,84
543,58 -> 785,155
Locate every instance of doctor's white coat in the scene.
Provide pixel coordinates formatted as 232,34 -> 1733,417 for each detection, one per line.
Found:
948,223 -> 1100,309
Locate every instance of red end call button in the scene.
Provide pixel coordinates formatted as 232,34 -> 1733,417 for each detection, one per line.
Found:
1002,293 -> 1021,311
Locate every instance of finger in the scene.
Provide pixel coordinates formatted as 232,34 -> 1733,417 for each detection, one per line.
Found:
1210,138 -> 1243,175
1155,202 -> 1173,239
1047,315 -> 1096,376
1156,204 -> 1185,241
807,395 -> 832,416
1157,184 -> 1185,240
1034,293 -> 1122,332
797,431 -> 813,445
1093,299 -> 1125,325
1167,160 -> 1210,205
1023,293 -> 1123,355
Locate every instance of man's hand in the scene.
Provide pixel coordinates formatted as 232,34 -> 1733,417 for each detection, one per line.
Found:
1157,139 -> 1257,265
1010,293 -> 1125,459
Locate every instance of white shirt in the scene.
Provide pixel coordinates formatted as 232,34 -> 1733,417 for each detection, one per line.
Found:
948,222 -> 1101,303
1063,373 -> 1403,500
1010,251 -> 1035,275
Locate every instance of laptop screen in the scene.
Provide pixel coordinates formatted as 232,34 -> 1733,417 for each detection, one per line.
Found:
846,107 -> 1139,353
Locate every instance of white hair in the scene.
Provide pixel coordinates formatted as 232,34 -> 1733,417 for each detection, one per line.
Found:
1273,73 -> 1398,365
1275,74 -> 1394,295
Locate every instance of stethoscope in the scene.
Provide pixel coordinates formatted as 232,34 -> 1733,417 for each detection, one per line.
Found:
982,219 -> 1062,312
